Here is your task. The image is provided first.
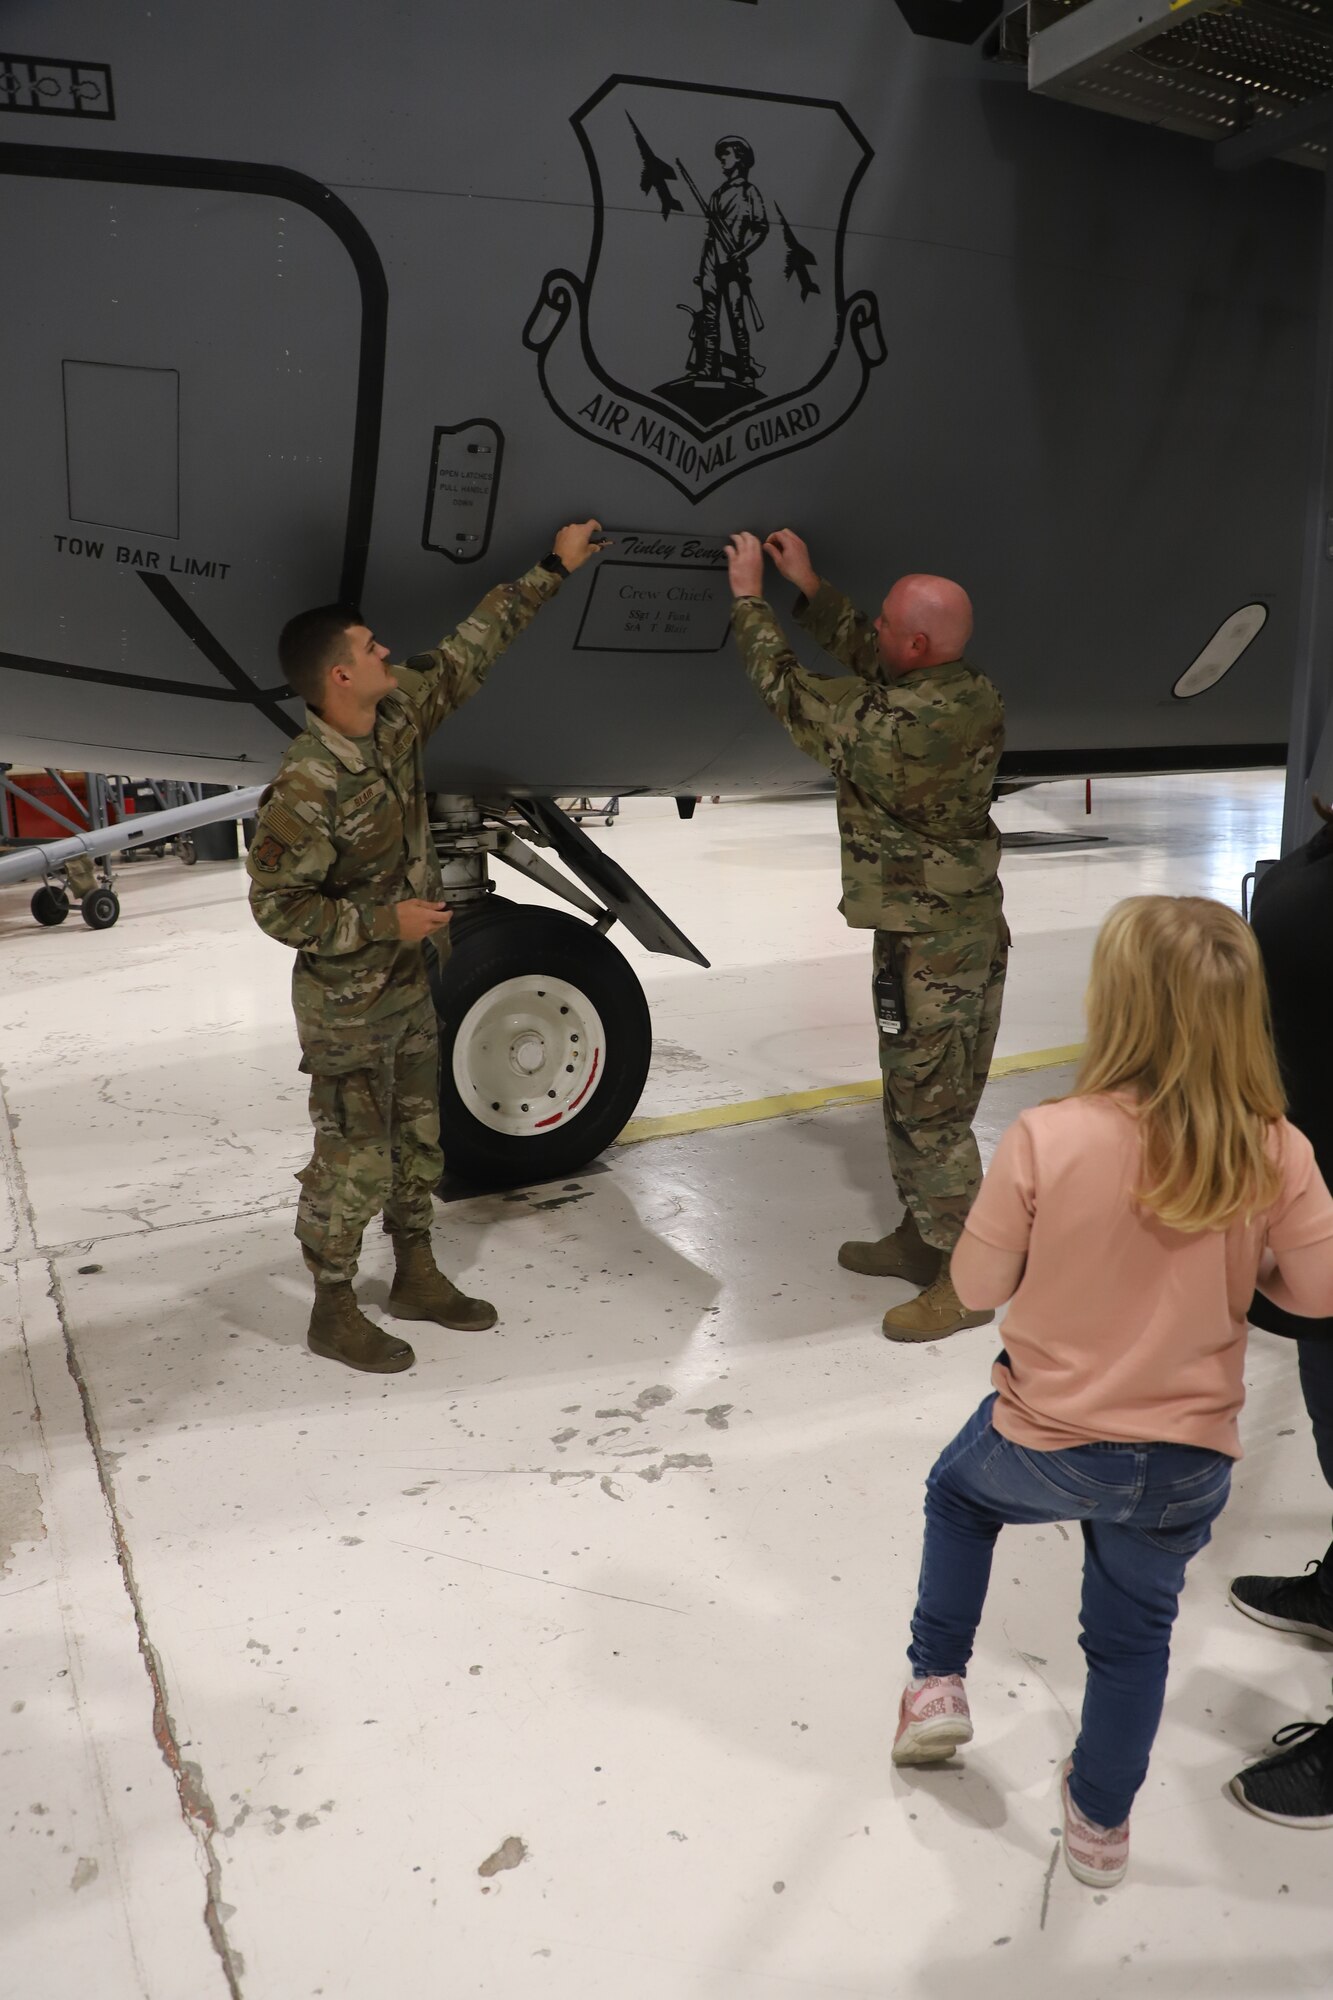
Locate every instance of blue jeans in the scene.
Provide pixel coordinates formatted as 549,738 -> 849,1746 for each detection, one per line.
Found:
909,1395 -> 1232,1828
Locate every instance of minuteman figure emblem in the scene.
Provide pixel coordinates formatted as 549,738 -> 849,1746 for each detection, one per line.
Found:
525,76 -> 886,502
672,133 -> 770,412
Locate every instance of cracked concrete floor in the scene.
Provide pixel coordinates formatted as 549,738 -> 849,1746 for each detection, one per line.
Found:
3,783 -> 1333,1999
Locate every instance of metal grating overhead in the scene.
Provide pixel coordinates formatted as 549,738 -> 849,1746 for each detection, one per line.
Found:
1009,0 -> 1333,167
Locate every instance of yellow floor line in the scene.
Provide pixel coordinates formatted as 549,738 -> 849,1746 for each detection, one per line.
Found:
989,1041 -> 1085,1080
616,1042 -> 1084,1149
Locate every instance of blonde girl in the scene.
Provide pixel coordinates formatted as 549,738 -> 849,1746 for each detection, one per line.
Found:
891,896 -> 1333,1886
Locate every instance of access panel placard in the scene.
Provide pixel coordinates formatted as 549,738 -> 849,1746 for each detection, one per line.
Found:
422,419 -> 503,562
573,528 -> 729,653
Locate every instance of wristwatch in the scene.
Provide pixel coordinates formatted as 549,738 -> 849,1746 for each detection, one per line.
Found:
538,550 -> 569,579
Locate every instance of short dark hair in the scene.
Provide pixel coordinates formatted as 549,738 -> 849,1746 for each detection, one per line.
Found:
277,604 -> 362,707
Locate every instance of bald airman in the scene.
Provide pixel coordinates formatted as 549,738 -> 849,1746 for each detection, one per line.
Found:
726,528 -> 1008,1341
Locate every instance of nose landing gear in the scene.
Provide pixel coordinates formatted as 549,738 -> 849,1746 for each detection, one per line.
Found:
429,904 -> 651,1185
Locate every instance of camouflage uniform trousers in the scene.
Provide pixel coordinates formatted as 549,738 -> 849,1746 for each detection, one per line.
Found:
873,918 -> 1009,1255
294,988 -> 442,1286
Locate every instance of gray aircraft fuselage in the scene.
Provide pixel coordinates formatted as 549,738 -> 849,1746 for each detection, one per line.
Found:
0,1 -> 1316,794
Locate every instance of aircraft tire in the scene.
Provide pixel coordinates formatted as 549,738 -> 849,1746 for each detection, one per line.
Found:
430,907 -> 651,1186
31,887 -> 70,927
81,887 -> 121,930
444,895 -> 521,937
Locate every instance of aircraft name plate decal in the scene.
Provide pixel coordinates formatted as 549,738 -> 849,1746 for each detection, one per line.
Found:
422,420 -> 504,563
575,530 -> 730,654
0,54 -> 114,119
526,77 -> 884,502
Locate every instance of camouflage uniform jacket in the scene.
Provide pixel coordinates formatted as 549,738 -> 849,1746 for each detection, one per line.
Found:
247,564 -> 562,1039
731,582 -> 1004,932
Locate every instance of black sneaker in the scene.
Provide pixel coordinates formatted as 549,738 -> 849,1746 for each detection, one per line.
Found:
1230,1719 -> 1333,1828
1229,1561 -> 1333,1643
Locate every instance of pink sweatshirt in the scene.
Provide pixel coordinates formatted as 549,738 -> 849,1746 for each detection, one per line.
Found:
956,1094 -> 1333,1458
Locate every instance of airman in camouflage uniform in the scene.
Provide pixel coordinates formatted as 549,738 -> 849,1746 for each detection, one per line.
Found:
725,529 -> 1007,1341
248,521 -> 607,1372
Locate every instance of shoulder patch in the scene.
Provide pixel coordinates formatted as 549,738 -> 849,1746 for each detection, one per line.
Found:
264,800 -> 309,848
251,832 -> 289,872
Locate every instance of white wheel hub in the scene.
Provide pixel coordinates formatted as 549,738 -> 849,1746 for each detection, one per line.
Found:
452,974 -> 607,1137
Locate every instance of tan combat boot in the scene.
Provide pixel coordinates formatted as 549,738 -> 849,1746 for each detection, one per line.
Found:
308,1283 -> 415,1373
387,1234 -> 498,1332
839,1210 -> 941,1285
881,1272 -> 994,1343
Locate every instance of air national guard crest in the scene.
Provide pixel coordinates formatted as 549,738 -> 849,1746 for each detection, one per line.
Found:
524,77 -> 886,501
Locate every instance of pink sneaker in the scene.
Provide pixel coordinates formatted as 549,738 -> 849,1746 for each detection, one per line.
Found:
892,1674 -> 973,1766
1061,1762 -> 1130,1886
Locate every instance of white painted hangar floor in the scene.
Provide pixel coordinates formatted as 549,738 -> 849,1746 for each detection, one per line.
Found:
2,771 -> 1331,2000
